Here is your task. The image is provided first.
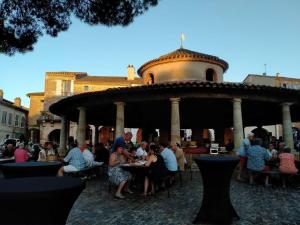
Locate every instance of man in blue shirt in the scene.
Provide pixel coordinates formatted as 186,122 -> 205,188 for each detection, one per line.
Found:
247,138 -> 271,186
112,132 -> 133,152
57,143 -> 86,176
159,142 -> 178,173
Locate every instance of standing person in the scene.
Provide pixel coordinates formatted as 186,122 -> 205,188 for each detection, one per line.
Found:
57,143 -> 86,176
171,143 -> 185,172
108,145 -> 132,199
112,132 -> 133,158
136,141 -> 148,159
237,132 -> 255,181
14,143 -> 29,163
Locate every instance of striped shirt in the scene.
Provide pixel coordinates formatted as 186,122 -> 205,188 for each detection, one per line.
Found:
64,147 -> 86,170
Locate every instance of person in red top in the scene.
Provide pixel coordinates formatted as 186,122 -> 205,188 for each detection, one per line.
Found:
279,147 -> 298,187
14,143 -> 29,163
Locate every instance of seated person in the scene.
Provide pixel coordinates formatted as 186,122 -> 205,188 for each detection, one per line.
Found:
159,142 -> 178,174
267,143 -> 278,159
2,143 -> 14,157
108,145 -> 132,199
14,143 -> 29,163
57,143 -> 86,176
279,147 -> 298,174
38,142 -> 57,162
143,144 -> 167,197
94,143 -> 110,165
136,141 -> 148,159
247,138 -> 271,186
81,145 -> 103,167
279,147 -> 298,187
171,143 -> 185,171
129,147 -> 138,161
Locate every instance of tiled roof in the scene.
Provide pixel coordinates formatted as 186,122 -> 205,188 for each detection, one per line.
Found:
137,48 -> 229,76
26,92 -> 44,97
0,99 -> 28,112
76,76 -> 143,84
50,80 -> 300,115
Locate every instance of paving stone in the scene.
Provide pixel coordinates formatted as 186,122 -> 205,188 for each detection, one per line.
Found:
67,172 -> 300,225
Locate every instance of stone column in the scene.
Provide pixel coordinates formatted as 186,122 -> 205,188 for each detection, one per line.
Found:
114,102 -> 125,138
233,98 -> 244,150
170,98 -> 181,145
94,125 -> 100,145
282,102 -> 294,150
77,107 -> 87,147
59,116 -> 68,156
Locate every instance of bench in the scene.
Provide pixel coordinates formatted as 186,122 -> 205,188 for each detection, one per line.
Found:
66,163 -> 104,180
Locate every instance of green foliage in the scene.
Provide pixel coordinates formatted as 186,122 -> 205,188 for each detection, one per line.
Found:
0,0 -> 159,55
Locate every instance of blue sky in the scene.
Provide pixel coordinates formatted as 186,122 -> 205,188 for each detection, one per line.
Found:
1,0 -> 300,107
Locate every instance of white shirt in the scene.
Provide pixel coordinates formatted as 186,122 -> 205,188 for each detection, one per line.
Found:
82,149 -> 94,167
136,147 -> 148,158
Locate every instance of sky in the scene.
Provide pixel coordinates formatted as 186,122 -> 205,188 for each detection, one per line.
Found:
1,0 -> 300,107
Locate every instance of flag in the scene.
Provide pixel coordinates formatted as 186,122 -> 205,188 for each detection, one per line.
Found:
181,33 -> 185,41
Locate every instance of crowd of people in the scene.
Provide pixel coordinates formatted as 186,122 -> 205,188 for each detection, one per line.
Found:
107,132 -> 185,199
237,132 -> 298,187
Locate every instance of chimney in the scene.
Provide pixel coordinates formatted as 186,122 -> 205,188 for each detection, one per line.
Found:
14,97 -> 21,107
127,65 -> 135,81
0,89 -> 3,100
276,72 -> 280,77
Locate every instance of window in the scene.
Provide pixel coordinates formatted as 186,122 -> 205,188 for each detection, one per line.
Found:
62,80 -> 72,96
84,85 -> 90,92
282,83 -> 287,88
146,73 -> 155,84
15,115 -> 19,127
8,113 -> 12,126
206,68 -> 216,82
1,111 -> 7,124
21,116 -> 26,127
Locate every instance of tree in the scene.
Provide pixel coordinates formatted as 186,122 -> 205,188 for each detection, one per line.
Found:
0,0 -> 159,55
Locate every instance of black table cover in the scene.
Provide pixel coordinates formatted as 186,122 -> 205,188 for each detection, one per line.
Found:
193,156 -> 239,225
0,161 -> 62,178
0,176 -> 85,225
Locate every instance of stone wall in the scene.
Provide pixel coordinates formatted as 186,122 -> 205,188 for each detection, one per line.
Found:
141,61 -> 224,84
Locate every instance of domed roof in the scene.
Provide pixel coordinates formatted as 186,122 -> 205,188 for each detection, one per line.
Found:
137,48 -> 229,76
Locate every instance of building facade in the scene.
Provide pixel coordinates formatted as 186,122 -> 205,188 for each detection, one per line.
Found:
0,90 -> 28,142
27,66 -> 143,145
243,73 -> 300,139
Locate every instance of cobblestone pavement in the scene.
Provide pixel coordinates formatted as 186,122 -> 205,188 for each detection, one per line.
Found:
67,171 -> 300,225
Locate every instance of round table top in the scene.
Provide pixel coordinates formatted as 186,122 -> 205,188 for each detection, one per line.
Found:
0,161 -> 62,168
0,176 -> 84,194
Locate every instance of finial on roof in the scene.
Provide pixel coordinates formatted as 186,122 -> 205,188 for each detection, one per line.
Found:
180,33 -> 185,49
263,64 -> 267,76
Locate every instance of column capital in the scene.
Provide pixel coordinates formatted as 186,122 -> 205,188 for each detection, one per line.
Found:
114,101 -> 126,107
232,98 -> 242,103
170,97 -> 180,103
281,102 -> 294,107
77,106 -> 86,111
